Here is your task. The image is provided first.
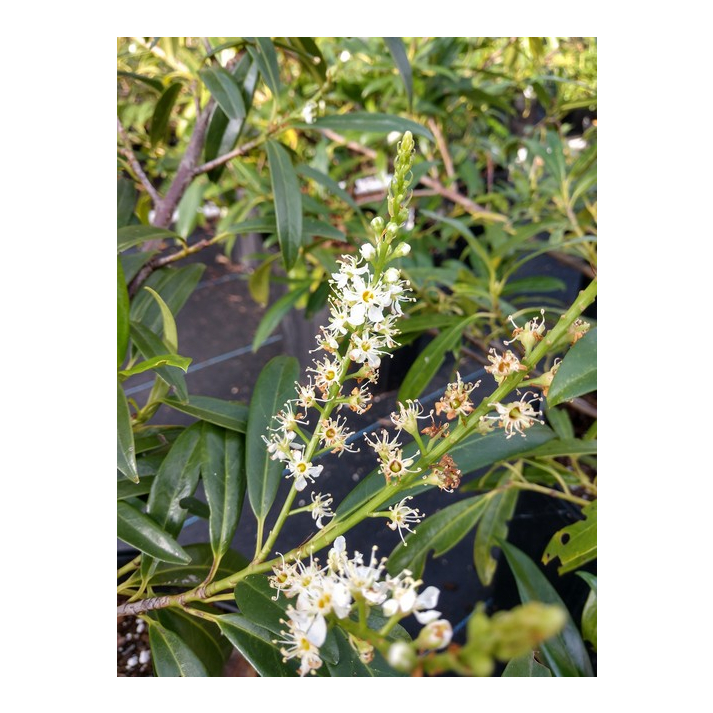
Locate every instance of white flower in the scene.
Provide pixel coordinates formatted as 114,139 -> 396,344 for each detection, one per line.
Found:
342,275 -> 391,326
318,416 -> 357,455
275,609 -> 326,676
485,392 -> 544,439
310,492 -> 335,529
387,496 -> 423,544
286,450 -> 324,491
360,243 -> 376,261
348,331 -> 385,368
331,255 -> 369,291
484,348 -> 527,383
262,430 -> 299,462
416,618 -> 453,650
390,399 -> 430,435
301,101 -> 317,124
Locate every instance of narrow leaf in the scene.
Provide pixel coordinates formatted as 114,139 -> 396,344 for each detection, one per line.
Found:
117,225 -> 180,253
246,356 -> 300,520
117,500 -> 191,564
216,614 -> 298,677
542,500 -> 597,574
118,353 -> 191,379
147,620 -> 209,676
252,283 -> 310,352
117,177 -> 136,229
297,164 -> 360,211
384,38 -> 413,110
142,286 -> 179,352
302,112 -> 434,141
547,328 -> 597,407
234,574 -> 287,635
150,82 -> 182,147
388,494 -> 491,579
151,544 -> 248,587
175,180 -> 205,240
201,423 -> 245,558
266,140 -> 303,271
117,381 -> 139,483
200,67 -> 246,120
499,540 -> 594,676
162,395 -> 249,432
118,258 -> 130,368
248,38 -> 282,96
577,572 -> 597,651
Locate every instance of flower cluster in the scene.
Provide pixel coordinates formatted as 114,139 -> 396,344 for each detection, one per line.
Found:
271,536 -> 452,676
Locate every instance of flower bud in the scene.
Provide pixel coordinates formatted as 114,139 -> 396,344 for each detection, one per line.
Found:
383,267 -> 400,283
360,243 -> 376,261
385,221 -> 399,240
370,216 -> 385,235
416,619 -> 453,651
387,641 -> 416,672
392,242 -> 411,258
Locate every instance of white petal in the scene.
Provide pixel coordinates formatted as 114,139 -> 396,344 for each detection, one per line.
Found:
306,614 -> 327,646
417,586 -> 440,610
414,608 -> 441,625
382,599 -> 398,617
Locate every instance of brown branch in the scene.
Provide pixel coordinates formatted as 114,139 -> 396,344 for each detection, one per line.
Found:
117,117 -> 161,205
427,118 -> 455,179
192,134 -> 267,177
418,174 -> 506,222
321,128 -> 378,159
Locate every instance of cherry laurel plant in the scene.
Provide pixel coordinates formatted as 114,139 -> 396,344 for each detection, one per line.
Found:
118,132 -> 596,677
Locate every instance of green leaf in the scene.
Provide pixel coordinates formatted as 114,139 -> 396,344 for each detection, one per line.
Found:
502,652 -> 553,677
266,140 -> 303,271
296,164 -> 360,211
234,574 -> 287,635
384,38 -> 413,110
117,225 -> 181,253
544,403 -> 574,441
303,217 -> 345,241
516,437 -> 597,459
396,314 -> 457,335
325,628 -> 400,677
397,316 -> 472,401
474,473 -> 519,586
150,82 -> 182,146
142,286 -> 179,352
118,258 -> 130,368
147,620 -> 209,676
248,38 -> 282,96
118,353 -> 191,379
246,356 -> 300,520
175,180 -> 205,240
117,500 -> 191,564
284,37 -> 326,82
577,572 -> 597,651
216,614 -> 298,677
303,112 -> 434,141
547,328 -> 597,407
153,608 -> 232,677
542,500 -> 597,574
117,177 -> 136,229
201,423 -> 245,559
247,255 -> 277,307
117,70 -> 164,92
117,381 -> 139,483
162,395 -> 248,432
388,494 -> 491,579
200,66 -> 246,120
117,473 -> 155,500
129,322 -> 188,402
179,496 -> 211,519
499,540 -> 594,676
252,283 -> 310,352
151,544 -> 248,587
130,263 -> 205,334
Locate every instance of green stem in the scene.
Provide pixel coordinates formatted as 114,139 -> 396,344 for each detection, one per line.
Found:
510,480 -> 590,507
117,555 -> 141,578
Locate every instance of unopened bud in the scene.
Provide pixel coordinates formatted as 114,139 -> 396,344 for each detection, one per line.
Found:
370,216 -> 385,235
385,222 -> 399,240
384,267 -> 400,283
387,641 -> 416,672
416,619 -> 453,651
360,243 -> 376,261
392,242 -> 411,258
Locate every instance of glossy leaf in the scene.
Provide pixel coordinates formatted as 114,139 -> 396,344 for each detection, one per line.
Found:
120,250 -> 157,284
577,572 -> 597,651
266,140 -> 303,272
129,263 -> 204,334
499,540 -> 594,676
151,544 -> 248,587
296,164 -> 360,211
325,628 -> 399,677
162,395 -> 248,432
246,356 -> 300,520
248,38 -> 282,96
118,258 -> 130,368
153,608 -> 232,677
118,353 -> 191,379
176,180 -> 205,240
179,496 -> 210,519
117,500 -> 191,564
548,328 -> 597,407
147,619 -> 209,677
384,37 -> 413,110
543,500 -> 597,574
117,473 -> 155,500
234,574 -> 287,635
150,82 -> 182,146
252,283 -> 310,351
216,614 -> 298,677
474,473 -> 519,586
303,112 -> 434,141
518,438 -> 597,459
117,225 -> 180,253
117,177 -> 136,229
200,66 -> 246,121
129,322 -> 188,402
201,423 -> 245,558
247,255 -> 277,307
303,217 -> 345,241
502,652 -> 553,677
398,317 -> 473,401
545,403 -> 574,441
388,494 -> 491,579
142,286 -> 179,352
117,381 -> 139,483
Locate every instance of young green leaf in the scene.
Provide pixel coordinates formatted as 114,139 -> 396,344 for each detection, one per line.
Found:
577,572 -> 597,652
150,82 -> 182,147
201,423 -> 245,559
547,328 -> 597,407
117,381 -> 139,483
266,140 -> 303,272
147,619 -> 209,676
118,353 -> 191,379
117,500 -> 191,564
199,66 -> 246,120
499,540 -> 594,676
542,500 -> 597,574
175,180 -> 205,240
246,356 -> 300,521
